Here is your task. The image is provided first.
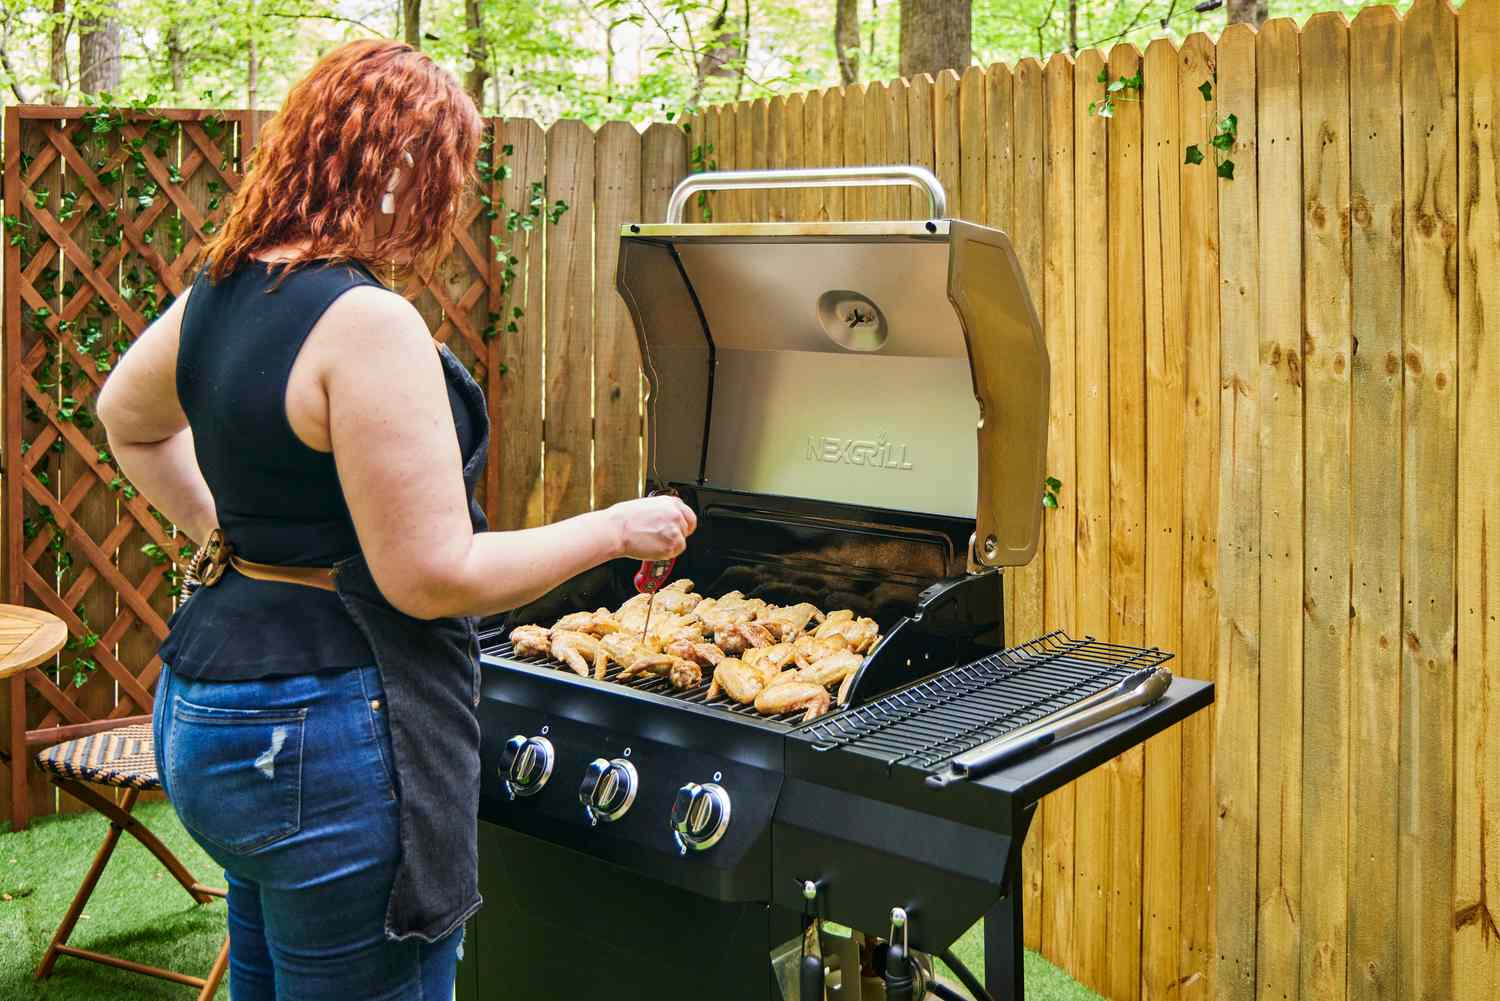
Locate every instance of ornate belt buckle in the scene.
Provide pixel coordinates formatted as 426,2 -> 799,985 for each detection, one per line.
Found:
185,528 -> 231,589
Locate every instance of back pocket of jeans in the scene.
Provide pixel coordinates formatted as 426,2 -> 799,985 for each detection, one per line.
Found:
167,698 -> 307,855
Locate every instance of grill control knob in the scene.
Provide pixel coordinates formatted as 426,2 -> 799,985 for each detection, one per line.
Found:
579,757 -> 638,826
669,782 -> 731,855
498,735 -> 555,800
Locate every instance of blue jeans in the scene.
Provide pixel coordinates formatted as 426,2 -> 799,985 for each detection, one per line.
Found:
153,664 -> 463,1000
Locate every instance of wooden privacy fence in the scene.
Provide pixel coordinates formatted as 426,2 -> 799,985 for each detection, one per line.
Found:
0,106 -> 687,829
691,4 -> 1493,1001
3,1 -> 1499,999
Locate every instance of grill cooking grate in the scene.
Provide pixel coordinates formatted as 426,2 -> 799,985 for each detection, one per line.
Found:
480,632 -> 827,727
794,631 -> 1172,772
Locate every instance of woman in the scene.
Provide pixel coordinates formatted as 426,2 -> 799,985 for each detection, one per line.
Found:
96,39 -> 695,1001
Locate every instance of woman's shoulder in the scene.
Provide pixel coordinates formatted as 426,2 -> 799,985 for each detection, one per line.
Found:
307,282 -> 433,364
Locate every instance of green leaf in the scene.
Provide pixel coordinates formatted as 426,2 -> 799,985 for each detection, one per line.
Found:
1042,493 -> 1058,509
1185,144 -> 1205,165
1045,476 -> 1062,490
1096,67 -> 1109,84
1199,80 -> 1213,102
1210,132 -> 1235,151
1217,159 -> 1236,180
1107,79 -> 1125,93
1086,101 -> 1096,116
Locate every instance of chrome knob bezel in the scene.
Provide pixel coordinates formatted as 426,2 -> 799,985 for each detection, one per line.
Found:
581,757 -> 638,825
501,735 -> 555,799
671,781 -> 731,853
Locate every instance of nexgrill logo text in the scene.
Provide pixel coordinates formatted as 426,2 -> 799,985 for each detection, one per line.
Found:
804,434 -> 914,471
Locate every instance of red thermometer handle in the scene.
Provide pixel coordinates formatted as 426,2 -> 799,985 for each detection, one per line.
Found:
634,558 -> 675,594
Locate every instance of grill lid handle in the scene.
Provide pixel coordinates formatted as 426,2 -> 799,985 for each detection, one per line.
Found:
664,166 -> 948,224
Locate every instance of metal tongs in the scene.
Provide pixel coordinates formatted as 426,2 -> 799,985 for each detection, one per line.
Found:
926,666 -> 1173,787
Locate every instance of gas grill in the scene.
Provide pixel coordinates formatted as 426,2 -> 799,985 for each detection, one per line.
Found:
458,167 -> 1212,1001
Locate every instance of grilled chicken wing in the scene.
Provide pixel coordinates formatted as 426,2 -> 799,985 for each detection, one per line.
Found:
795,648 -> 864,689
550,630 -> 606,677
792,633 -> 850,670
754,680 -> 832,722
646,615 -> 706,650
836,669 -> 858,707
707,657 -> 765,704
600,633 -> 657,678
755,602 -> 825,642
619,654 -> 702,690
741,642 -> 796,679
509,624 -> 552,658
666,638 -> 724,669
717,620 -> 777,655
552,608 -> 620,636
695,592 -> 767,633
814,612 -> 880,654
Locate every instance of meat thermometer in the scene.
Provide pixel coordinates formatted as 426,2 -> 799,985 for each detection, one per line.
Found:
634,488 -> 679,639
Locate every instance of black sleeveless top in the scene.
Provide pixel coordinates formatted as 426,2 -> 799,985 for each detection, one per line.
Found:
160,259 -> 480,680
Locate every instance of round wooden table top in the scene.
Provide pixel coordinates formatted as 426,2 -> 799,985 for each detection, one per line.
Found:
0,605 -> 69,681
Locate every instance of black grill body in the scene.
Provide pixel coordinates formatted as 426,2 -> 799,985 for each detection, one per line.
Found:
459,202 -> 1213,1001
461,491 -> 1212,1001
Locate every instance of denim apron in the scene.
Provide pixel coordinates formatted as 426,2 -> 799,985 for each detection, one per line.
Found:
332,344 -> 489,943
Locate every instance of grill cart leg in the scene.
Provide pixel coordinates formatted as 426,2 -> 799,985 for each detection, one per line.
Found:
983,803 -> 1035,1001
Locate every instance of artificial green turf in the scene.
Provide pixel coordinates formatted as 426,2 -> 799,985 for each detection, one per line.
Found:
1,800 -> 229,1000
943,922 -> 1103,1001
2,802 -> 1100,1000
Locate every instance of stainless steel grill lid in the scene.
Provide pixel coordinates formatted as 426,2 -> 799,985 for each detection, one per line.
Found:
616,166 -> 1048,569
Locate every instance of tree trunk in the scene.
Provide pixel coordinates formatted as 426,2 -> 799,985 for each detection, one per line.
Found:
464,0 -> 489,110
1226,0 -> 1269,26
166,23 -> 185,99
733,0 -> 750,101
899,0 -> 971,79
692,0 -> 737,105
79,13 -> 121,94
403,0 -> 421,48
0,9 -> 31,103
47,0 -> 67,104
1068,0 -> 1078,54
835,0 -> 860,84
247,17 -> 258,109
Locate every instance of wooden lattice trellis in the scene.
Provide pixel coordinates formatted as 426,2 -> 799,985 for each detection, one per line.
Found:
0,107 -> 517,829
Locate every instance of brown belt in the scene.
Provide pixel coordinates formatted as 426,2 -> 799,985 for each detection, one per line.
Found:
230,556 -> 337,592
186,529 -> 337,592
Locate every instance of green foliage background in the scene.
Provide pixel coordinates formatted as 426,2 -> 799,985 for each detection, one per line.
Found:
0,2 -> 1428,125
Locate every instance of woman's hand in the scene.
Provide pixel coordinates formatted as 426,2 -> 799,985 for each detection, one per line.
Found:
607,496 -> 698,561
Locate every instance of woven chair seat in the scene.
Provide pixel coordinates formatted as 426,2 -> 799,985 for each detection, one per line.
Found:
35,723 -> 159,790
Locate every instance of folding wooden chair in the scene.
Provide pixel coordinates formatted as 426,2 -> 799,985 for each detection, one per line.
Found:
31,723 -> 230,999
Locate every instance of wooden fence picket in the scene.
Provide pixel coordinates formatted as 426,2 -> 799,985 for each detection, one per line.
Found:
1213,23 -> 1263,1001
1298,16 -> 1353,1001
1141,36 -> 1185,1001
495,118 -> 547,532
1454,2 -> 1498,1000
1346,11 -> 1403,1001
592,122 -> 643,511
1039,51 -> 1077,975
542,119 -> 594,522
1176,30 -> 1221,1001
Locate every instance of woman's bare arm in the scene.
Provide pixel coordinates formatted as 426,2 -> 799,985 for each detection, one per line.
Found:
96,291 -> 219,543
319,287 -> 694,620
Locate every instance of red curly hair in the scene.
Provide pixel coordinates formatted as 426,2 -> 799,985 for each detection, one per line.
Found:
204,39 -> 482,281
